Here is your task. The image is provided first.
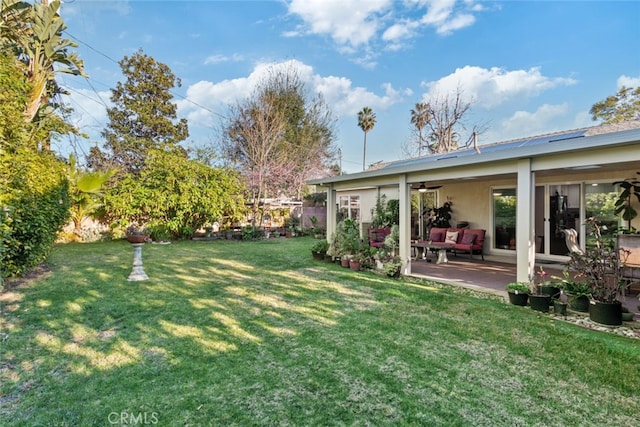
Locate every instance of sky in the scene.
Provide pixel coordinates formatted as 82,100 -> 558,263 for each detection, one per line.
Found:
57,0 -> 640,173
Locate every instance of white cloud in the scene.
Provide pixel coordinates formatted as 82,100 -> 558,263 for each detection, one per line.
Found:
286,0 -> 390,47
178,59 -> 406,126
286,0 -> 486,61
419,0 -> 476,35
63,88 -> 112,140
203,53 -> 244,65
421,66 -> 577,108
494,103 -> 570,141
617,75 -> 640,89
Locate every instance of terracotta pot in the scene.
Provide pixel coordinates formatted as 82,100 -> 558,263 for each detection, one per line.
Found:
126,235 -> 148,244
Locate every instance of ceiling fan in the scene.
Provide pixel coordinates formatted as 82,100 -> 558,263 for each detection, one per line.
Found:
417,182 -> 442,192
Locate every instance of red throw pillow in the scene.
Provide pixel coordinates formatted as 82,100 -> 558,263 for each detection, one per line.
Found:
461,233 -> 476,245
430,231 -> 443,242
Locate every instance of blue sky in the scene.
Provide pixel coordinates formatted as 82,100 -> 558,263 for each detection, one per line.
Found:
58,0 -> 640,173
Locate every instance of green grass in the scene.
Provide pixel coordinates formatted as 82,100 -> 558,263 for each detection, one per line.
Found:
1,237 -> 639,426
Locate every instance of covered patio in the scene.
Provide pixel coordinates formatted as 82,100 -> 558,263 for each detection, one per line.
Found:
408,253 -> 640,317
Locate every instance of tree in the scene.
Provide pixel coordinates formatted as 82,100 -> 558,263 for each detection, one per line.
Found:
357,106 -> 376,170
403,88 -> 486,156
1,0 -> 85,150
221,65 -> 336,225
90,49 -> 188,174
98,150 -> 247,238
590,86 -> 640,124
0,53 -> 31,152
410,102 -> 429,156
66,155 -> 114,235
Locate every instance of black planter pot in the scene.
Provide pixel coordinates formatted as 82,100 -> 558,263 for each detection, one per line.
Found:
529,294 -> 551,312
589,300 -> 622,326
538,285 -> 561,306
324,254 -> 333,263
507,291 -> 529,306
567,294 -> 589,312
553,300 -> 567,316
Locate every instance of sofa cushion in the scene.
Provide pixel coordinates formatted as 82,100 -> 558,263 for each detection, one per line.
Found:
430,231 -> 443,242
461,233 -> 476,245
429,227 -> 447,242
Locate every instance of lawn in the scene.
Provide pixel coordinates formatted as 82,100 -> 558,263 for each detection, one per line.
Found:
1,237 -> 639,426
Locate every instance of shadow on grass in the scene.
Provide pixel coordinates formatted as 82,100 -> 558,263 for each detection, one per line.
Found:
2,238 -> 639,426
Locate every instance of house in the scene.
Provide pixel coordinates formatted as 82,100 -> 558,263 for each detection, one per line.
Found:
308,120 -> 640,283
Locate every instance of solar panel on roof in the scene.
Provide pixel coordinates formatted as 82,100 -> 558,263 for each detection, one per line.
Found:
380,129 -> 587,170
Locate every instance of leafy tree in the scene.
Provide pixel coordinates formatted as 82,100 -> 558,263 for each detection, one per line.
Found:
99,150 -> 246,239
0,51 -> 71,283
357,106 -> 376,170
1,0 -> 84,150
90,49 -> 188,174
1,149 -> 70,282
221,66 -> 336,225
0,53 -> 31,152
590,86 -> 640,124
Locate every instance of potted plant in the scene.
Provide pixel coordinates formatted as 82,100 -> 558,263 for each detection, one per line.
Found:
311,239 -> 329,260
566,217 -> 629,326
506,282 -> 529,306
427,201 -> 453,228
613,171 -> 640,233
553,299 -> 568,316
383,257 -> 403,278
527,267 -> 553,312
328,219 -> 359,267
125,224 -> 150,244
555,271 -> 590,312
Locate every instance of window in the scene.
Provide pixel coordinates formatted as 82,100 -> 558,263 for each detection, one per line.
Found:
338,195 -> 360,221
493,188 -> 516,250
585,182 -> 618,249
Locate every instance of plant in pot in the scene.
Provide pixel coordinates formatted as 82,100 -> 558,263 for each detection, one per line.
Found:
621,307 -> 634,322
329,219 -> 360,267
311,239 -> 329,260
554,270 -> 590,312
505,282 -> 529,306
383,256 -> 403,278
427,201 -> 453,229
527,267 -> 553,312
566,217 -> 630,326
613,171 -> 640,233
125,224 -> 150,243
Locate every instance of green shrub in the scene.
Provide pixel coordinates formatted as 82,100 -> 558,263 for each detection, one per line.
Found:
0,150 -> 70,280
506,282 -> 529,293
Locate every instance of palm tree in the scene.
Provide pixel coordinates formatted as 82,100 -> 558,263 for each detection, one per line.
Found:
67,155 -> 114,235
2,0 -> 85,126
357,107 -> 376,170
410,102 -> 429,156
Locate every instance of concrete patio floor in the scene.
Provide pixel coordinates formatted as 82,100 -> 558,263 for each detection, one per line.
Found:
408,253 -> 640,317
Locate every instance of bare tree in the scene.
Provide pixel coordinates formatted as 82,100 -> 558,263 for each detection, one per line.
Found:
220,65 -> 336,225
403,88 -> 487,158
